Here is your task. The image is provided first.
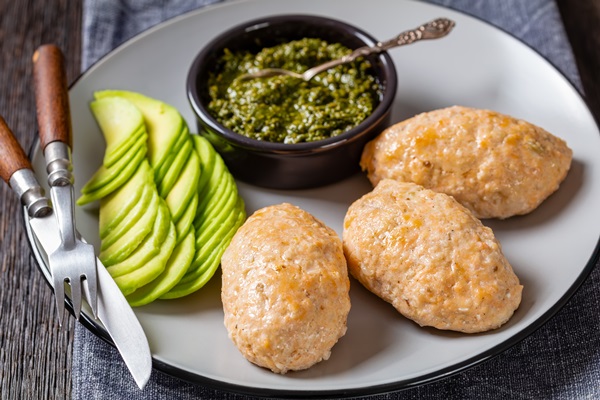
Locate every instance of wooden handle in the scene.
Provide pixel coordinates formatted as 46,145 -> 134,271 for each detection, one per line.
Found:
0,115 -> 33,184
32,44 -> 72,150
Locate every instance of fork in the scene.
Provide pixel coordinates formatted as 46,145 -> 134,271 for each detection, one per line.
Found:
32,44 -> 98,325
47,184 -> 98,324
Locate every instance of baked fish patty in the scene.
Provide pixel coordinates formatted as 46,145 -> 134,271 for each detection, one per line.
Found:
361,106 -> 572,219
343,179 -> 522,333
221,203 -> 351,373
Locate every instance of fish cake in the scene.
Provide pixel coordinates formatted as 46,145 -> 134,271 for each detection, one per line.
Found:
221,203 -> 351,373
343,179 -> 522,333
360,106 -> 573,219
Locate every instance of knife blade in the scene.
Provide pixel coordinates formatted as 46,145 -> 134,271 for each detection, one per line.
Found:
29,217 -> 153,389
0,115 -> 152,389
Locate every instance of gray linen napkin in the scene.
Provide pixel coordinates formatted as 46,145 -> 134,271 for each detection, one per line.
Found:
74,0 -> 598,398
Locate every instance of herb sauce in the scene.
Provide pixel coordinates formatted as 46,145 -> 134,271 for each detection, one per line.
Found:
207,38 -> 381,144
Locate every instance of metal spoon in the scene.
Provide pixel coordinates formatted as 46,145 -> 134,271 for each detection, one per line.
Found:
238,17 -> 455,82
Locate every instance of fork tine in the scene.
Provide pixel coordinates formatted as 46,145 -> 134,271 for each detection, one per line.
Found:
70,275 -> 83,320
53,275 -> 66,327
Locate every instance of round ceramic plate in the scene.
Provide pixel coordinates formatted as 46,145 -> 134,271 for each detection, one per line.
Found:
28,0 -> 600,397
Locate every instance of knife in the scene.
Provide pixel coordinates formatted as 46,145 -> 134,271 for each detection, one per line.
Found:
0,115 -> 152,389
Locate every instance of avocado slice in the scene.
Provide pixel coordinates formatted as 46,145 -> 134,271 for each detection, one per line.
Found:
114,222 -> 177,296
77,147 -> 147,205
194,178 -> 237,250
80,133 -> 147,194
175,192 -> 198,242
162,203 -> 245,299
194,166 -> 231,232
106,201 -> 171,278
192,135 -> 217,202
158,136 -> 193,198
104,126 -> 146,168
98,160 -> 150,238
181,196 -> 243,285
164,149 -> 200,223
126,229 -> 195,306
99,188 -> 160,266
100,183 -> 153,250
154,125 -> 190,184
90,96 -> 144,157
94,90 -> 183,171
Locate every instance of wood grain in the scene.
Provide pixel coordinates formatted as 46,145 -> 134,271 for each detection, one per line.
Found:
33,44 -> 73,150
0,0 -> 81,399
0,115 -> 33,184
556,0 -> 600,121
0,1 -> 597,399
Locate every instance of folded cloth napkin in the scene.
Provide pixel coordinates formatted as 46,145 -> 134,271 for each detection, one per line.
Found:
74,0 -> 598,398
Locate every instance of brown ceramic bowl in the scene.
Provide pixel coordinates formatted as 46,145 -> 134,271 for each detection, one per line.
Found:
187,14 -> 397,189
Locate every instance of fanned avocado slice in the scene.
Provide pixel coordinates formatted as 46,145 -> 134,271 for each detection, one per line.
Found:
77,147 -> 146,205
126,229 -> 195,306
98,161 -> 151,238
106,201 -> 171,278
94,90 -> 183,171
90,96 -> 145,156
114,222 -> 177,296
99,188 -> 160,266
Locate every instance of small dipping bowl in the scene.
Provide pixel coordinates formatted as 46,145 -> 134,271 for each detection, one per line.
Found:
187,14 -> 397,189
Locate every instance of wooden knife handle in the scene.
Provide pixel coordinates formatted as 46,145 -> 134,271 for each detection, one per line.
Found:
0,115 -> 32,184
32,44 -> 73,151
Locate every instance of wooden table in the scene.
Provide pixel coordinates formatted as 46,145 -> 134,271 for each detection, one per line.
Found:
0,1 -> 598,398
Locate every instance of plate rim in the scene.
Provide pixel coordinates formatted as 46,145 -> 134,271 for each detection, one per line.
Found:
25,0 -> 600,397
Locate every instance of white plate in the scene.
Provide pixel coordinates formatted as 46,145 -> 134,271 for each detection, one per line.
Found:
29,0 -> 600,396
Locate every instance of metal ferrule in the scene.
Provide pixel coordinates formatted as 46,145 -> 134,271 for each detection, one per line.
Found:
9,169 -> 52,218
44,141 -> 73,187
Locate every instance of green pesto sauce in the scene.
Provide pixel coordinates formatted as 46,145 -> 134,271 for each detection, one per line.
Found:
207,38 -> 382,144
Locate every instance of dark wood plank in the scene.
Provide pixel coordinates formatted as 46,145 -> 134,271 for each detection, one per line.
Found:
0,0 -> 81,399
557,0 -> 600,121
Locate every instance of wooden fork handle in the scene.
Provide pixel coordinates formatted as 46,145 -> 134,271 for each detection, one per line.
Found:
32,44 -> 72,151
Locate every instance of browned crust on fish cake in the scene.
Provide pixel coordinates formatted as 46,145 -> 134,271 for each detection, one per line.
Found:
360,106 -> 573,219
343,179 -> 522,333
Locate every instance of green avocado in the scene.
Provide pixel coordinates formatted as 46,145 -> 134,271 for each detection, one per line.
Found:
126,228 -> 195,306
164,149 -> 200,223
90,96 -> 145,155
158,136 -> 193,198
106,200 -> 171,278
175,193 -> 197,242
98,161 -> 151,238
80,133 -> 147,194
82,91 -> 247,304
100,184 -> 153,251
94,90 -> 183,171
76,147 -> 147,205
154,125 -> 189,184
103,126 -> 146,168
114,221 -> 177,296
162,201 -> 245,299
194,175 -> 237,249
99,188 -> 160,266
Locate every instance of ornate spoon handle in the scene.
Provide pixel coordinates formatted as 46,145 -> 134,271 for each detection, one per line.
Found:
376,17 -> 455,51
303,18 -> 455,80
